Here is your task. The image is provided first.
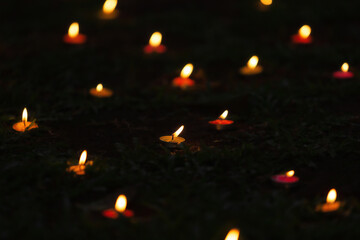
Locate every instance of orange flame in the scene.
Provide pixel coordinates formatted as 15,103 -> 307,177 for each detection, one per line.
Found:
299,25 -> 311,39
79,150 -> 87,165
247,56 -> 259,69
22,108 -> 28,123
260,0 -> 272,6
225,228 -> 240,240
180,64 -> 193,78
341,63 -> 349,72
172,125 -> 184,138
115,194 -> 127,212
96,84 -> 103,92
103,0 -> 117,14
149,32 -> 162,47
68,22 -> 79,38
219,110 -> 228,120
326,189 -> 337,203
286,170 -> 294,177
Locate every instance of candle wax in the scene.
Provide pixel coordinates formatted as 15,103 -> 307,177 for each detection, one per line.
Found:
102,209 -> 134,219
291,34 -> 312,44
89,88 -> 113,98
159,135 -> 185,148
172,77 -> 195,89
63,34 -> 87,45
12,121 -> 38,132
98,10 -> 119,20
332,71 -> 354,79
317,201 -> 341,212
239,66 -> 263,75
144,45 -> 166,54
209,119 -> 234,130
271,174 -> 299,184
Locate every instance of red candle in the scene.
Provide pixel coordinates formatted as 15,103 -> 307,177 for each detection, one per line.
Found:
98,0 -> 119,20
102,194 -> 134,219
333,62 -> 354,79
144,32 -> 166,54
291,25 -> 312,44
209,110 -> 234,130
172,63 -> 195,89
271,170 -> 299,184
63,22 -> 87,45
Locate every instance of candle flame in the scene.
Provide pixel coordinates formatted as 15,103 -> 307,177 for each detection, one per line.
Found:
341,63 -> 349,72
115,194 -> 127,212
79,150 -> 87,165
103,0 -> 117,14
68,22 -> 79,38
22,108 -> 28,123
247,56 -> 259,69
286,170 -> 294,177
225,228 -> 240,240
326,189 -> 337,203
96,84 -> 103,92
219,110 -> 228,120
149,32 -> 162,48
260,0 -> 272,6
299,25 -> 311,39
180,63 -> 193,78
172,125 -> 184,138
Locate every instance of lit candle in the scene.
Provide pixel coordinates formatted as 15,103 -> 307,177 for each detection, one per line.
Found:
332,62 -> 354,79
159,125 -> 185,148
67,150 -> 93,175
260,0 -> 272,6
89,84 -> 113,98
316,188 -> 341,212
98,0 -> 119,20
172,64 -> 195,89
144,32 -> 166,54
12,108 -> 38,132
239,55 -> 263,75
208,110 -> 234,130
271,170 -> 299,185
63,22 -> 87,45
102,194 -> 134,219
225,228 -> 240,240
292,25 -> 312,44
257,0 -> 273,11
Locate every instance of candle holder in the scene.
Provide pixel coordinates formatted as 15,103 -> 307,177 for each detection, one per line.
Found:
159,125 -> 185,149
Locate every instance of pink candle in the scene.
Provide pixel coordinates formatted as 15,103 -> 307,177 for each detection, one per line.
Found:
332,62 -> 354,79
271,170 -> 299,184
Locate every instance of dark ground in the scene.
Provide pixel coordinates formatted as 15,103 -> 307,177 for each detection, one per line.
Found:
1,0 -> 360,239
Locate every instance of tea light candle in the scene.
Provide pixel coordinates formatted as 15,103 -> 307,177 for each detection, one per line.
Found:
63,22 -> 87,45
98,0 -> 119,20
144,32 -> 166,54
316,188 -> 341,212
159,125 -> 185,148
172,64 -> 195,89
102,194 -> 134,219
333,62 -> 354,79
225,228 -> 240,240
89,84 -> 113,98
208,110 -> 234,130
239,55 -> 263,75
67,150 -> 93,175
12,108 -> 38,132
271,170 -> 299,184
292,25 -> 312,44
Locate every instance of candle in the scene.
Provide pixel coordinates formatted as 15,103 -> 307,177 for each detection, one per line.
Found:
98,0 -> 119,20
260,0 -> 272,6
159,125 -> 185,148
239,55 -> 263,75
292,25 -> 312,44
63,22 -> 87,45
208,110 -> 234,130
144,32 -> 166,54
271,170 -> 299,185
332,62 -> 354,79
316,188 -> 341,212
89,84 -> 113,98
67,150 -> 93,175
172,63 -> 195,89
225,228 -> 240,240
102,194 -> 134,219
12,108 -> 38,132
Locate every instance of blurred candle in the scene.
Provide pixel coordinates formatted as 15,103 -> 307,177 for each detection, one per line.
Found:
332,62 -> 354,79
225,228 -> 240,240
209,110 -> 234,130
260,0 -> 272,6
102,194 -> 134,219
98,0 -> 119,20
172,64 -> 195,89
240,55 -> 263,75
12,108 -> 38,132
292,25 -> 312,44
89,84 -> 113,98
144,32 -> 166,54
317,188 -> 341,212
271,170 -> 299,184
67,150 -> 93,175
63,22 -> 87,44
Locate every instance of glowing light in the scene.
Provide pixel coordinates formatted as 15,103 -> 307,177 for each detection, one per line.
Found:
96,84 -> 103,92
260,0 -> 272,6
299,25 -> 311,39
247,56 -> 259,69
225,228 -> 240,240
286,170 -> 295,177
22,108 -> 28,123
173,125 -> 184,138
79,150 -> 87,165
341,63 -> 349,72
103,0 -> 117,14
68,22 -> 79,38
180,64 -> 193,78
219,110 -> 228,120
149,32 -> 162,48
326,189 -> 337,204
115,194 -> 127,212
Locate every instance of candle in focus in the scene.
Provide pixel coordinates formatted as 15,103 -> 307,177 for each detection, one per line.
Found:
332,62 -> 354,79
172,64 -> 195,89
144,32 -> 166,54
63,22 -> 87,44
239,55 -> 263,75
12,108 -> 38,132
317,188 -> 341,212
98,0 -> 119,20
160,125 -> 185,148
67,150 -> 92,175
102,194 -> 134,219
225,228 -> 240,240
208,110 -> 234,130
292,25 -> 312,44
271,170 -> 299,184
89,84 -> 113,98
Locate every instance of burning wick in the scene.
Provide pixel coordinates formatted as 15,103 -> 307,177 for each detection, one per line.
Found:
225,228 -> 240,240
292,25 -> 312,44
63,22 -> 87,44
209,110 -> 234,130
172,63 -> 195,89
271,170 -> 299,185
12,108 -> 38,132
89,83 -> 113,98
316,188 -> 341,212
159,125 -> 185,148
67,150 -> 93,175
102,194 -> 134,219
239,55 -> 263,75
332,62 -> 354,79
98,0 -> 119,20
144,32 -> 166,54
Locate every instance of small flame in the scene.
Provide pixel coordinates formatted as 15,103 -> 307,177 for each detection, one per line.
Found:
219,110 -> 228,120
149,32 -> 162,48
341,63 -> 349,72
299,25 -> 311,39
103,0 -> 117,14
79,150 -> 87,165
22,108 -> 28,123
180,64 -> 193,78
286,170 -> 295,177
115,194 -> 127,212
172,125 -> 184,138
260,0 -> 272,6
68,22 -> 79,38
96,84 -> 103,92
326,189 -> 337,204
247,56 -> 259,69
225,228 -> 240,240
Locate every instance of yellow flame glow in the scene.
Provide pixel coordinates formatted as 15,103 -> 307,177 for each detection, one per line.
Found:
219,110 -> 228,120
22,108 -> 28,123
173,125 -> 184,138
180,64 -> 193,78
225,228 -> 240,240
326,189 -> 337,203
115,194 -> 127,212
286,170 -> 295,177
247,56 -> 259,69
149,32 -> 162,47
299,25 -> 311,39
341,63 -> 349,72
260,0 -> 272,6
79,150 -> 87,165
68,22 -> 79,38
96,84 -> 103,92
103,0 -> 117,14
